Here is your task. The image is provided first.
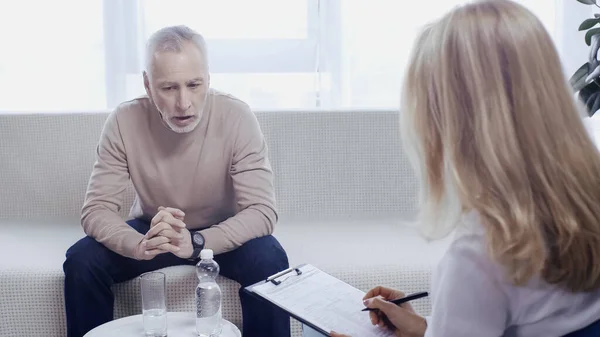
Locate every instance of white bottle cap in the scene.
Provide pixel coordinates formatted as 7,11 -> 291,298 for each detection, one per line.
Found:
200,249 -> 213,260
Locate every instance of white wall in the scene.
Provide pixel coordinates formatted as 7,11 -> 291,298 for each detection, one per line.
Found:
556,1 -> 600,143
557,1 -> 593,76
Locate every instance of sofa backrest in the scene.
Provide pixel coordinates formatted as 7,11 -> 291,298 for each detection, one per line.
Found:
0,111 -> 418,221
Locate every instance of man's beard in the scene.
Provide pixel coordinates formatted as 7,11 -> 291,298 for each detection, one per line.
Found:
156,93 -> 209,134
160,112 -> 202,134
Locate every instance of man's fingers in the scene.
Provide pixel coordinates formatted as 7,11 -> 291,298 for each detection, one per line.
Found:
143,242 -> 180,258
158,206 -> 185,217
151,210 -> 183,228
171,218 -> 186,229
146,222 -> 185,240
160,228 -> 184,240
153,228 -> 183,241
150,210 -> 169,228
143,248 -> 168,258
144,236 -> 170,250
151,242 -> 180,254
151,210 -> 186,230
140,242 -> 181,258
145,222 -> 171,240
159,211 -> 186,228
158,206 -> 185,220
139,241 -> 166,258
145,222 -> 171,239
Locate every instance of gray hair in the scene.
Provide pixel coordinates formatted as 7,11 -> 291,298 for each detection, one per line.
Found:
145,25 -> 208,72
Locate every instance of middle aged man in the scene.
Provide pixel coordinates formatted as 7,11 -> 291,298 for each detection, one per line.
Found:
62,25 -> 290,337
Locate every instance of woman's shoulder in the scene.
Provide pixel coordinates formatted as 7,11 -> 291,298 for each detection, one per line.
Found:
446,212 -> 488,257
438,212 -> 507,283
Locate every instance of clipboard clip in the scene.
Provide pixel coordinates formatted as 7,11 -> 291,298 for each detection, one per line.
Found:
265,267 -> 303,285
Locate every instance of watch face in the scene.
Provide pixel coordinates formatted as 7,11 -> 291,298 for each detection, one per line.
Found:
193,232 -> 204,246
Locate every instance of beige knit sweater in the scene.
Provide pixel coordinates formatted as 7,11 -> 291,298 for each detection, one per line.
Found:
81,89 -> 277,258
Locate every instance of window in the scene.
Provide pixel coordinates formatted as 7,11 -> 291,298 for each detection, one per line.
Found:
0,0 -> 105,112
0,0 -> 563,112
108,0 -> 321,110
334,0 -> 556,109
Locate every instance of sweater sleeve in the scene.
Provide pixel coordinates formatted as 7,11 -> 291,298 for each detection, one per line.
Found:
81,111 -> 144,259
200,105 -> 278,254
424,234 -> 509,337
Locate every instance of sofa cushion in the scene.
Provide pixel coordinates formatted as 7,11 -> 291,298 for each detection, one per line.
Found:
0,219 -> 243,336
0,217 -> 450,337
0,111 -> 419,221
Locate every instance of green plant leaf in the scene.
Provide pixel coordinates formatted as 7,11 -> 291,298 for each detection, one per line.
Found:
572,77 -> 589,93
585,91 -> 600,116
585,92 -> 598,112
591,93 -> 600,116
585,28 -> 600,45
579,81 -> 600,116
580,18 -> 600,30
579,90 -> 590,107
577,0 -> 597,5
578,81 -> 598,108
570,62 -> 591,92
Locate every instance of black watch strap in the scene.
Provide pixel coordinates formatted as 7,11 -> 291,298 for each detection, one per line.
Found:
189,230 -> 205,260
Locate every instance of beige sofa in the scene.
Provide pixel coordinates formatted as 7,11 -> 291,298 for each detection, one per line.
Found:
0,111 -> 451,336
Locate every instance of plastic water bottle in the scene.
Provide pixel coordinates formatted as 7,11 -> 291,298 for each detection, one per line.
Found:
195,249 -> 223,337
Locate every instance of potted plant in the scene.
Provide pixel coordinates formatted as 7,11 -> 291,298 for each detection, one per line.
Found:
569,0 -> 600,116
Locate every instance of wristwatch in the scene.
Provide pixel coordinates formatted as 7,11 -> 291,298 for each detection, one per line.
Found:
190,230 -> 205,260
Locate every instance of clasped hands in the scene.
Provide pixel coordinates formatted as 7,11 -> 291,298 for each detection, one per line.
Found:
330,286 -> 427,337
134,206 -> 194,260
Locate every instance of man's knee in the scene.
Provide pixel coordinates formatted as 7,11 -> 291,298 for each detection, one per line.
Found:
243,235 -> 289,276
63,237 -> 112,283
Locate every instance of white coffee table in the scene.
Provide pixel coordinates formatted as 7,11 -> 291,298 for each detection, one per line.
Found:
83,311 -> 241,337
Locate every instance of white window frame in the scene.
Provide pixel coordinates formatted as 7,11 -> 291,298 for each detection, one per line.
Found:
102,0 -> 338,108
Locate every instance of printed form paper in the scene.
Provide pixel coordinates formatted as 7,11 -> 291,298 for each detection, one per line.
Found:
251,265 -> 394,337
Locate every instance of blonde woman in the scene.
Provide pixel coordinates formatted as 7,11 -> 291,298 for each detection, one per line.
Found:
330,0 -> 600,336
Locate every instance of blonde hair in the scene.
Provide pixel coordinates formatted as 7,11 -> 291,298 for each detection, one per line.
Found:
402,0 -> 600,291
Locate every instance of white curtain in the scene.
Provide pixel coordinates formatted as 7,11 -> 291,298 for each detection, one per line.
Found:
0,0 -> 590,113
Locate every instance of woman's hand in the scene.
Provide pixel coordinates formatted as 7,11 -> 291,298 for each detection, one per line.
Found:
363,286 -> 427,337
330,332 -> 351,337
329,286 -> 427,337
330,286 -> 427,337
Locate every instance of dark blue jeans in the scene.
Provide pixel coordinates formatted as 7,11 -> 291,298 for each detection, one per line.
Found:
63,218 -> 290,337
564,319 -> 600,336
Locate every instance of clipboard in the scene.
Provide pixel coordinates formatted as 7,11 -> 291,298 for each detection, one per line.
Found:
244,264 -> 327,335
244,264 -> 395,337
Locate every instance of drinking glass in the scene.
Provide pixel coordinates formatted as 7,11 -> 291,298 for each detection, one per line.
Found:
140,271 -> 167,337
